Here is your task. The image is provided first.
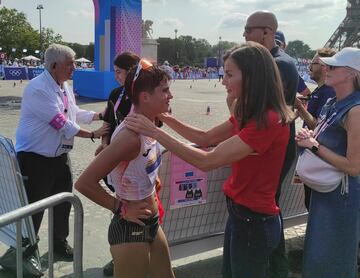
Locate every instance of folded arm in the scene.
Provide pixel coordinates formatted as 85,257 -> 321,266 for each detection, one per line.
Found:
297,106 -> 360,176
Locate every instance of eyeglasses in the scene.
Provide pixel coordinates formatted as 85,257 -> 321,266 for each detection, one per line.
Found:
244,26 -> 269,33
131,59 -> 153,95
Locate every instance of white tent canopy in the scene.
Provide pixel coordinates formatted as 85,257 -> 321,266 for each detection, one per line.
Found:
75,57 -> 91,63
21,55 -> 40,61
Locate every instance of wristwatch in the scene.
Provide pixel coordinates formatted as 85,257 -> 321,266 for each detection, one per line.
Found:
310,142 -> 319,154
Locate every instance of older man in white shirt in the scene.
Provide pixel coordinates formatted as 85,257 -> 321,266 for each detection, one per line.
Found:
15,44 -> 109,260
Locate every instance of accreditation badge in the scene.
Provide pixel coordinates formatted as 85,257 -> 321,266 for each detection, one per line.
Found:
59,135 -> 74,154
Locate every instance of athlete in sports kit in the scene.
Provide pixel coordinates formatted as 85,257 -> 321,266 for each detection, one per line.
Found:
76,61 -> 175,278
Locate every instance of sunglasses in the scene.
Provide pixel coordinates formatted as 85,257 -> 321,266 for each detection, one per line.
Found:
131,59 -> 153,95
310,62 -> 324,66
327,65 -> 344,70
244,26 -> 269,33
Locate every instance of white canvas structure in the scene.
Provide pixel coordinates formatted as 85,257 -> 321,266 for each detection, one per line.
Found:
21,55 -> 40,61
75,57 -> 91,63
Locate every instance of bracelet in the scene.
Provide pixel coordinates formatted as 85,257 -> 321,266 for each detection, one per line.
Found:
99,112 -> 103,120
90,132 -> 95,143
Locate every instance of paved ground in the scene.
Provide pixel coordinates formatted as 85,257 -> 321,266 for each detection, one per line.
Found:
0,79 -> 308,277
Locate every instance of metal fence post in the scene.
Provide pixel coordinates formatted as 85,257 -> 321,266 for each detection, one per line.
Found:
0,192 -> 84,277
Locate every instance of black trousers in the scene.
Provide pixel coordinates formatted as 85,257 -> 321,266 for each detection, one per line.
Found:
17,152 -> 73,241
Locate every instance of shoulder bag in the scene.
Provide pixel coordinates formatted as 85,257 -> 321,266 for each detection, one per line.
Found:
295,149 -> 346,193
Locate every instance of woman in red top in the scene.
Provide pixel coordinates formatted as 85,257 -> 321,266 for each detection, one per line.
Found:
125,42 -> 294,278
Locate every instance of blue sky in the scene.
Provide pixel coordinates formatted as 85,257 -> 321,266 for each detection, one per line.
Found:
1,0 -> 346,49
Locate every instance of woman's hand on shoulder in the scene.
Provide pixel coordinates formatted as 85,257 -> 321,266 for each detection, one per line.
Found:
156,112 -> 172,123
124,113 -> 158,138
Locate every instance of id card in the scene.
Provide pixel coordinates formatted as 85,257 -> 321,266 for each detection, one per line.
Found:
59,135 -> 74,153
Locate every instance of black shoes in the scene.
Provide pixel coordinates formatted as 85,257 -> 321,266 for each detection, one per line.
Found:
0,247 -> 43,277
53,239 -> 74,261
103,260 -> 114,276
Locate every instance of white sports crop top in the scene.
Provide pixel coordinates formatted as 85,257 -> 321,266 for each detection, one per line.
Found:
107,122 -> 162,200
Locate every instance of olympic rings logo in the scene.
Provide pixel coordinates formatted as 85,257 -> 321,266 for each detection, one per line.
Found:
33,70 -> 43,76
8,69 -> 23,76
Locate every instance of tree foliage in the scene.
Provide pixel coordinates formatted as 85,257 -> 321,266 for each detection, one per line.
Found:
0,7 -> 37,58
41,27 -> 63,50
0,7 -> 317,65
0,7 -> 63,59
157,35 -> 237,66
286,40 -> 316,59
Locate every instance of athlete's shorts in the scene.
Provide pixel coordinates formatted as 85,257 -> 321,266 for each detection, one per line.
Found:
108,212 -> 159,246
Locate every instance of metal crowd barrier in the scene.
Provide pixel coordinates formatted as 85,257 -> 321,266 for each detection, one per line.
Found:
0,136 -> 36,250
0,193 -> 84,278
158,149 -> 308,249
0,135 -> 41,277
0,136 -> 83,277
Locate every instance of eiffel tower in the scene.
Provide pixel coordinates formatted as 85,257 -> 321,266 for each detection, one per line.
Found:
325,0 -> 360,49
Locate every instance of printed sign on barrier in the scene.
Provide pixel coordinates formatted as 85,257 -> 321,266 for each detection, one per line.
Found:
170,153 -> 208,209
28,68 -> 44,80
4,67 -> 27,80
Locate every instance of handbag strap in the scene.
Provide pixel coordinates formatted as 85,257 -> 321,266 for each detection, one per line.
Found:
314,96 -> 360,139
340,175 -> 349,195
312,96 -> 360,195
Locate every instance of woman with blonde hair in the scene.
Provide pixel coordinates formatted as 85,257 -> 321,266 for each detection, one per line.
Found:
296,47 -> 360,277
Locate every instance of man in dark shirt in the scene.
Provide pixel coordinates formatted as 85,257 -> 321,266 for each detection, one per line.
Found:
275,30 -> 311,97
243,11 -> 299,278
295,48 -> 336,210
295,48 -> 336,130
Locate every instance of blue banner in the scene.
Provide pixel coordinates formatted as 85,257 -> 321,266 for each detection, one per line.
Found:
4,67 -> 27,80
28,68 -> 45,80
0,64 -> 4,77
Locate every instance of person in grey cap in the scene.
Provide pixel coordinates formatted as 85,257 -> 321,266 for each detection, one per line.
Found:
242,11 -> 299,278
296,47 -> 360,277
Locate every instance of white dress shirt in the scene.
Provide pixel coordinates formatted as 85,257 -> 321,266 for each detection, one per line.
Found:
16,70 -> 95,157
